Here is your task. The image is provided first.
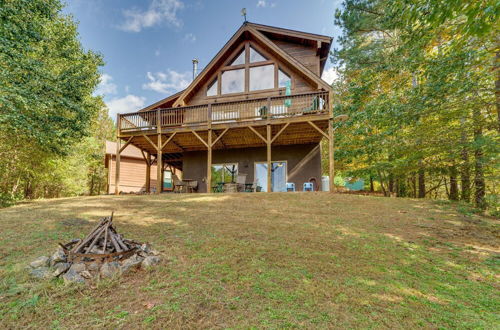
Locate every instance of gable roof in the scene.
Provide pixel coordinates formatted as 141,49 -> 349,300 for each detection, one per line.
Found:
172,22 -> 332,107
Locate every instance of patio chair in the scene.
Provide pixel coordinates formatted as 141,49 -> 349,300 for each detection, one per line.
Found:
172,174 -> 186,193
303,96 -> 324,113
212,182 -> 224,193
187,180 -> 198,193
303,182 -> 314,192
286,182 -> 295,192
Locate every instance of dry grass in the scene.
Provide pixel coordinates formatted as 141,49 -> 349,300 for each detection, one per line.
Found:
0,193 -> 498,329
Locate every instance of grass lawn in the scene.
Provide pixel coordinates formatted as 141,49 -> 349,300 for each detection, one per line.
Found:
0,193 -> 498,328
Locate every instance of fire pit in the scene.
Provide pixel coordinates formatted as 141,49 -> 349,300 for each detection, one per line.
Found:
29,213 -> 161,284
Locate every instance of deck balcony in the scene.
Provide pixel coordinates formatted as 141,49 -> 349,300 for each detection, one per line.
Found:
118,91 -> 330,136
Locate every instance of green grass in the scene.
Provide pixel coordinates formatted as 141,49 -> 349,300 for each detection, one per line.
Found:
0,193 -> 498,328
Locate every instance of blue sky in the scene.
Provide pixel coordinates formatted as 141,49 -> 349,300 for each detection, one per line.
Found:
64,0 -> 342,118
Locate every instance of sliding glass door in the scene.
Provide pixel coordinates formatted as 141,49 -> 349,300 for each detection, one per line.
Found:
254,161 -> 287,192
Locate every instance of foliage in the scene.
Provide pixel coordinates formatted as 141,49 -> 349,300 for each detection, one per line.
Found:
331,0 -> 499,212
0,0 -> 112,204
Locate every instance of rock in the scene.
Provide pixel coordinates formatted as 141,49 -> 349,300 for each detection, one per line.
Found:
80,270 -> 92,279
30,267 -> 51,279
50,248 -> 66,266
100,261 -> 121,278
86,262 -> 100,272
68,262 -> 86,273
62,269 -> 85,284
140,243 -> 151,254
30,256 -> 50,269
53,262 -> 71,277
141,256 -> 161,269
89,246 -> 103,254
120,255 -> 143,274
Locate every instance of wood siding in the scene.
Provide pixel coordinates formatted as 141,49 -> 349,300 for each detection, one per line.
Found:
271,39 -> 320,76
108,156 -> 157,193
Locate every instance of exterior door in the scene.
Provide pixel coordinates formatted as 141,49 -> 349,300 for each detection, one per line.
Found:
163,170 -> 173,191
254,161 -> 287,192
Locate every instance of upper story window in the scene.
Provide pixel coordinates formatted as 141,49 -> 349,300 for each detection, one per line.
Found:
207,42 -> 292,97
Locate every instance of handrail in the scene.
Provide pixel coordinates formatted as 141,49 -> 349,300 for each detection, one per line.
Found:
118,91 -> 329,132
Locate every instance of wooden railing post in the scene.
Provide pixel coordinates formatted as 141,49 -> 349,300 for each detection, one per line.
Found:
208,103 -> 212,129
266,97 -> 271,124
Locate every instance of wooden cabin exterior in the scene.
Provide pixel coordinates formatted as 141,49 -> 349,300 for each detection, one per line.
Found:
115,22 -> 336,193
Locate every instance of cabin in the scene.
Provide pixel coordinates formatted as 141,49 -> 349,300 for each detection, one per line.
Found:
114,22 -> 336,194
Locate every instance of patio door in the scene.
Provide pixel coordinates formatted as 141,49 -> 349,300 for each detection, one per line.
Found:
254,161 -> 287,192
163,170 -> 173,191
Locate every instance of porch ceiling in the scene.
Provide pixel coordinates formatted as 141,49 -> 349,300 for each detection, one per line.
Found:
123,120 -> 328,155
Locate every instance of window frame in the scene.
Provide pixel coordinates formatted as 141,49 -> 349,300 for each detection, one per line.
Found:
206,41 -> 294,98
211,163 -> 239,183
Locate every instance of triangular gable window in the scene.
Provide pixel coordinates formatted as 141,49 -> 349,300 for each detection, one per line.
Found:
249,46 -> 267,63
229,49 -> 245,66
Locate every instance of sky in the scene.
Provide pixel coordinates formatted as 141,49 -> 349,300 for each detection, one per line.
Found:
64,0 -> 343,118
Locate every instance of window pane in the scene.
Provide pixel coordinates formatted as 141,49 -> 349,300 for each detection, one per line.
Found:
278,69 -> 291,88
224,164 -> 238,183
229,49 -> 245,66
221,69 -> 244,94
207,78 -> 217,96
211,165 -> 224,183
249,47 -> 267,63
249,65 -> 274,91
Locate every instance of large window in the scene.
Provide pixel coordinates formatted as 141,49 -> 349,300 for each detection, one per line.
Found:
249,64 -> 274,91
212,163 -> 238,183
221,69 -> 244,94
207,42 -> 292,96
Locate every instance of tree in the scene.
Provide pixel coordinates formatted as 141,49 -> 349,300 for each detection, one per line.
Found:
332,0 -> 499,212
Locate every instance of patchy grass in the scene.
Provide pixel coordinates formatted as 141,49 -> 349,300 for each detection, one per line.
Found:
0,193 -> 498,328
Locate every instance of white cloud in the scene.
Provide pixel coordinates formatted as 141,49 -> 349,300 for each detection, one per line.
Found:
322,67 -> 339,85
257,0 -> 276,8
95,73 -> 117,96
142,69 -> 191,94
120,0 -> 184,32
183,33 -> 196,43
106,95 -> 146,119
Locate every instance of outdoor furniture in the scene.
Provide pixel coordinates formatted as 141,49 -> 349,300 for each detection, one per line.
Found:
244,183 -> 254,192
303,182 -> 314,191
303,96 -> 324,113
212,182 -> 224,193
173,174 -> 186,193
236,173 -> 247,192
185,180 -> 198,193
286,182 -> 295,192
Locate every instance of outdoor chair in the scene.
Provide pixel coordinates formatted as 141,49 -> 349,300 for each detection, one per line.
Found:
187,180 -> 198,193
212,182 -> 224,193
286,182 -> 295,192
303,96 -> 324,113
172,174 -> 186,193
303,182 -> 314,191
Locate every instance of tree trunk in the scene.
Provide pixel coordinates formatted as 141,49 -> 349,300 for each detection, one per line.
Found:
495,51 -> 500,132
473,108 -> 486,209
418,166 -> 425,198
388,173 -> 394,196
369,175 -> 374,192
449,166 -> 458,201
412,173 -> 417,198
460,118 -> 471,202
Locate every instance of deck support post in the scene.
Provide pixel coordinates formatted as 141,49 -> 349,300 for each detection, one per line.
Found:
207,129 -> 212,193
115,138 -> 121,195
156,109 -> 162,194
115,113 -> 121,195
328,90 -> 335,193
266,124 -> 272,192
146,152 -> 151,193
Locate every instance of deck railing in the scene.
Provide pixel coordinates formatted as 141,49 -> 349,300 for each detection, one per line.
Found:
118,91 -> 329,132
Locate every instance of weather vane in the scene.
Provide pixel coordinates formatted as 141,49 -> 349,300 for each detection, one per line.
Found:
241,8 -> 247,22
